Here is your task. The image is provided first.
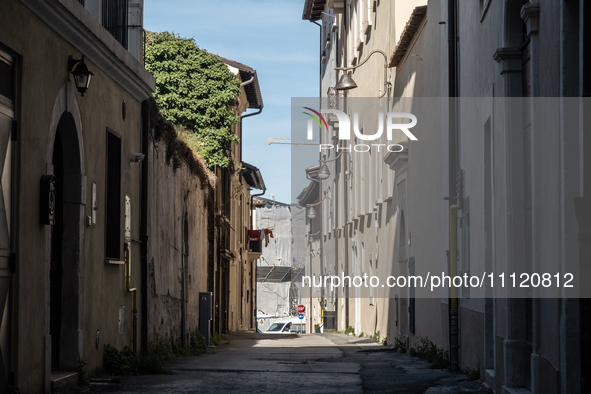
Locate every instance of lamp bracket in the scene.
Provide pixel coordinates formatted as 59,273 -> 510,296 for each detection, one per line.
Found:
319,150 -> 349,164
307,196 -> 333,207
335,49 -> 388,72
68,55 -> 84,71
334,50 -> 391,98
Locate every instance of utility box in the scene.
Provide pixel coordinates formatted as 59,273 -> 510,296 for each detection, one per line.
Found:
199,292 -> 212,345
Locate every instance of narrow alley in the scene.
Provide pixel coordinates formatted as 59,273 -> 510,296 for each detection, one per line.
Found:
70,333 -> 491,394
1,0 -> 589,392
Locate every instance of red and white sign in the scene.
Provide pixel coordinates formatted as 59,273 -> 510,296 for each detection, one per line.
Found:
297,305 -> 305,313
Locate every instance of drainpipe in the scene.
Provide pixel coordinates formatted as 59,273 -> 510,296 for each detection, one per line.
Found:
124,242 -> 138,354
139,99 -> 150,354
239,75 -> 261,162
311,20 -> 322,114
342,2 -> 349,332
239,76 -> 257,123
447,0 -> 459,372
241,108 -> 262,120
241,76 -> 254,88
310,19 -> 326,330
250,187 -> 265,331
250,188 -> 266,229
449,204 -> 460,371
239,76 -> 259,122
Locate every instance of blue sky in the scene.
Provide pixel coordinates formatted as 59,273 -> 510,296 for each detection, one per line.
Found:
144,0 -> 320,204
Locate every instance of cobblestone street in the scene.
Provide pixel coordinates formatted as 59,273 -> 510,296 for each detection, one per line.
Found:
69,332 -> 491,393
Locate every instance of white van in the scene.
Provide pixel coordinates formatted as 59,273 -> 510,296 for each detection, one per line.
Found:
264,317 -> 306,334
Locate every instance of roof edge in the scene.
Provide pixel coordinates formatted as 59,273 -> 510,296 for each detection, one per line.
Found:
388,5 -> 428,68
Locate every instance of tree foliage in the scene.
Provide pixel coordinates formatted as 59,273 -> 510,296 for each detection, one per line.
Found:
145,32 -> 241,168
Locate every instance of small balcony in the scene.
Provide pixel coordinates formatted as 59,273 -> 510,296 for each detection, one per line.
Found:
246,230 -> 262,262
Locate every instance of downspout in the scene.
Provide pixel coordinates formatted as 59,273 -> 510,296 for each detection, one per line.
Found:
449,204 -> 460,371
241,76 -> 254,87
238,74 -> 265,330
250,186 -> 265,330
239,77 -> 259,119
139,99 -> 150,354
342,2 -> 349,332
250,187 -> 266,229
447,0 -> 459,372
311,20 -> 322,114
311,19 -> 325,331
306,173 -> 320,333
237,73 -> 264,228
241,108 -> 263,119
124,242 -> 138,354
239,74 -> 262,164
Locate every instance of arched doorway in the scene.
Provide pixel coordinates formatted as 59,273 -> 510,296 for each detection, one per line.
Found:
45,82 -> 85,377
50,112 -> 84,371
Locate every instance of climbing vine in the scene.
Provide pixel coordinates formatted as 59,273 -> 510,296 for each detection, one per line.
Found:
144,31 -> 241,168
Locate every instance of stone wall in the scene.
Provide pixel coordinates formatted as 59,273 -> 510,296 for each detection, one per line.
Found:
146,107 -> 213,346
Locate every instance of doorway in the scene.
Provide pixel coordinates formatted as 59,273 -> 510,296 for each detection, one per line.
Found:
50,129 -> 64,370
0,46 -> 15,391
48,112 -> 83,372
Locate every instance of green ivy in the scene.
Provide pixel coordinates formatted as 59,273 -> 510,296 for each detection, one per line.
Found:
145,32 -> 241,168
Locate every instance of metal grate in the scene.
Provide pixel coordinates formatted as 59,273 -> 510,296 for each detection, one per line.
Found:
102,0 -> 128,49
106,131 -> 121,259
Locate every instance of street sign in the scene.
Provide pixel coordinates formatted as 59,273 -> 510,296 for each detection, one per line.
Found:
297,305 -> 305,313
298,313 -> 304,320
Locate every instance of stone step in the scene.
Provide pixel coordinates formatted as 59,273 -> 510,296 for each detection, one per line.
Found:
50,371 -> 78,392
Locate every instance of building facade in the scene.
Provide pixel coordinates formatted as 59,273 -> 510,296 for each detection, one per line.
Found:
302,0 -> 428,344
301,0 -> 589,392
0,0 -> 154,391
0,1 -> 266,391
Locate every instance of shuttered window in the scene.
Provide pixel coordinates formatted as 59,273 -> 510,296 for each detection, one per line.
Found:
105,130 -> 121,259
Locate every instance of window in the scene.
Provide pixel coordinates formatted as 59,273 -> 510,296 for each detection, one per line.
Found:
102,0 -> 128,48
105,130 -> 121,259
267,323 -> 285,332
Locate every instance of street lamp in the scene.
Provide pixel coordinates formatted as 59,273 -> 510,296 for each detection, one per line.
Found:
335,50 -> 391,98
68,56 -> 94,96
316,152 -> 352,180
335,72 -> 357,91
318,163 -> 330,180
306,196 -> 333,220
307,206 -> 317,219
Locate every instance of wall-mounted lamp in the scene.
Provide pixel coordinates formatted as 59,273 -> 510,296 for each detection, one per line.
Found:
129,153 -> 145,164
307,206 -> 317,219
335,72 -> 357,91
68,56 -> 94,96
306,196 -> 333,220
317,152 -> 352,181
318,163 -> 330,180
335,50 -> 391,97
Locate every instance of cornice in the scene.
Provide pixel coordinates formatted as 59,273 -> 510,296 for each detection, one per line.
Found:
21,0 -> 155,101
